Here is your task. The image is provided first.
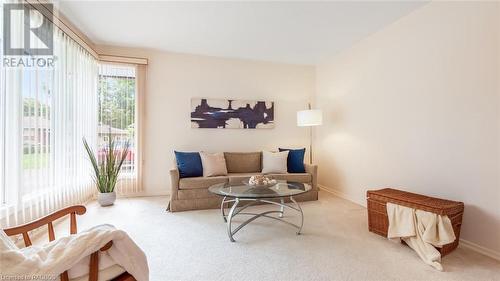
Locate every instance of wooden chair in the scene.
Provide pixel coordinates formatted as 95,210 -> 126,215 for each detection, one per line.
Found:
3,205 -> 136,281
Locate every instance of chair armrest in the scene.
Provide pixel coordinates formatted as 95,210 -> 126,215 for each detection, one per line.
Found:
304,163 -> 318,191
3,205 -> 86,237
169,168 -> 180,200
100,241 -> 113,251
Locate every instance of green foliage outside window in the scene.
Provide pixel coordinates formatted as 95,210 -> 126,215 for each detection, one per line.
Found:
98,75 -> 135,133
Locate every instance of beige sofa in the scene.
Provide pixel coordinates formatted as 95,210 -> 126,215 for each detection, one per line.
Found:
168,152 -> 318,212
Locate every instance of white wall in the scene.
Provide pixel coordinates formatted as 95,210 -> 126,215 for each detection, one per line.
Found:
96,1 -> 499,256
315,2 -> 500,255
97,46 -> 315,196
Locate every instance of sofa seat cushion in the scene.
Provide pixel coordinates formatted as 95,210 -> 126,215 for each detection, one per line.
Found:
269,173 -> 311,183
177,189 -> 220,200
179,176 -> 228,190
227,173 -> 262,184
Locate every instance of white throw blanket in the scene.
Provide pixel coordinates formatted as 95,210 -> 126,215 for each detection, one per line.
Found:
0,224 -> 149,281
386,203 -> 456,271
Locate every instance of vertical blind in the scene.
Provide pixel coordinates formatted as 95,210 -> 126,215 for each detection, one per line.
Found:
0,3 -> 143,228
98,64 -> 138,195
0,0 -> 5,208
0,17 -> 99,228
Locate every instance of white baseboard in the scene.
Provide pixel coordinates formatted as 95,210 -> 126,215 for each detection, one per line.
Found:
460,238 -> 500,261
117,190 -> 169,198
318,184 -> 366,207
319,184 -> 500,262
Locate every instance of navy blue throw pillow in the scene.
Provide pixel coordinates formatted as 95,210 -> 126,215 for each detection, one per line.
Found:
174,151 -> 203,178
279,148 -> 306,173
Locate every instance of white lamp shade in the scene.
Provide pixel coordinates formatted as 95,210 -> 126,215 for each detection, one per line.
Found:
297,109 -> 323,126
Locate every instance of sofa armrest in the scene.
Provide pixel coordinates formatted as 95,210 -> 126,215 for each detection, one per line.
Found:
169,168 -> 180,200
304,163 -> 318,191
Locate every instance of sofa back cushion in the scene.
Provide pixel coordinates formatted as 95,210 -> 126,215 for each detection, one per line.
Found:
224,152 -> 262,173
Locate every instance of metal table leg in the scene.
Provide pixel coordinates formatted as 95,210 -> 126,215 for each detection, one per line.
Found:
290,196 -> 304,235
224,196 -> 304,242
226,198 -> 240,242
279,198 -> 285,218
220,196 -> 227,222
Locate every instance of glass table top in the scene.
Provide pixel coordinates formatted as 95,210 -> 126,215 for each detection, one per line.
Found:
208,180 -> 312,199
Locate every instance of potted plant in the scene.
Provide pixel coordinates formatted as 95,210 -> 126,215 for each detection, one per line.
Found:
83,132 -> 130,206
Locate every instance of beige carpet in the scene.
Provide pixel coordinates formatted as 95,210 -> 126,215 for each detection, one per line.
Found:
41,192 -> 499,280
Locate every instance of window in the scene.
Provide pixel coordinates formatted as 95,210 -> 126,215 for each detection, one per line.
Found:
1,25 -> 99,227
0,6 -> 143,227
98,64 -> 138,194
21,70 -> 53,196
0,0 -> 5,205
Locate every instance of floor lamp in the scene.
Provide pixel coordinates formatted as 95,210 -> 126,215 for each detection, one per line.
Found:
297,104 -> 323,164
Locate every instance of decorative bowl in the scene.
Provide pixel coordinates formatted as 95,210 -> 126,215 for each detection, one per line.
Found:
243,175 -> 277,188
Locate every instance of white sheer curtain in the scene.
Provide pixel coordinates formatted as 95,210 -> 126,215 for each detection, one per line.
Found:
98,64 -> 139,195
0,19 -> 98,227
0,0 -> 5,209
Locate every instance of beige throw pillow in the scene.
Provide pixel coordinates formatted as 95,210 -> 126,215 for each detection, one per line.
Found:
200,152 -> 228,177
262,151 -> 289,174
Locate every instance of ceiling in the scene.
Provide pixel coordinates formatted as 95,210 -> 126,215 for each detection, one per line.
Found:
57,1 -> 425,65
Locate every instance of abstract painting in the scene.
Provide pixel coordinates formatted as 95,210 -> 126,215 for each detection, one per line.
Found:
191,98 -> 274,129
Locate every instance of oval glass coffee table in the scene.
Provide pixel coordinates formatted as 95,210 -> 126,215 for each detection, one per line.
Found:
208,181 -> 312,242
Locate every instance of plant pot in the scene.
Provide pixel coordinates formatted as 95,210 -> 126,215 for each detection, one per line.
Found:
98,191 -> 116,206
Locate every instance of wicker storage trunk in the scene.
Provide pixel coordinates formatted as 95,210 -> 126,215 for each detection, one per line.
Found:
366,188 -> 464,256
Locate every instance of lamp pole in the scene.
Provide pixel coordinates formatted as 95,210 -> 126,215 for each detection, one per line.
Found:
309,125 -> 313,164
308,103 -> 313,164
